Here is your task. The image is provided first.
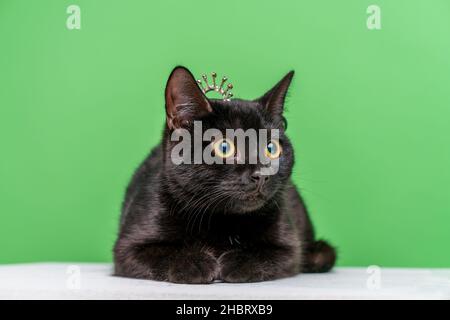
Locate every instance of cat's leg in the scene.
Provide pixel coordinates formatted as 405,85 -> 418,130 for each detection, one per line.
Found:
114,242 -> 219,284
286,184 -> 337,273
296,197 -> 337,272
218,244 -> 300,283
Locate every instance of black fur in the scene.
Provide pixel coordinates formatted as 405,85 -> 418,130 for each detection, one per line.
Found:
113,66 -> 336,283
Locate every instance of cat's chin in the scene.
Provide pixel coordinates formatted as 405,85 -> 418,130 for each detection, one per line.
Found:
238,202 -> 266,213
232,194 -> 268,213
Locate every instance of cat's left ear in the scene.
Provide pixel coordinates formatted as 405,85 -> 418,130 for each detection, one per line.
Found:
165,66 -> 212,130
257,71 -> 294,117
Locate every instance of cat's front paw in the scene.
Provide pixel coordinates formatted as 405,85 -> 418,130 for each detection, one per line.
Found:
219,249 -> 298,283
168,250 -> 218,284
219,250 -> 267,283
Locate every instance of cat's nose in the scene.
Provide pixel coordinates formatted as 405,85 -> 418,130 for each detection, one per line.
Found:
250,171 -> 269,187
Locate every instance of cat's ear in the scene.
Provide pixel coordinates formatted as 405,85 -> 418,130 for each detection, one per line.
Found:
257,71 -> 294,116
165,66 -> 212,130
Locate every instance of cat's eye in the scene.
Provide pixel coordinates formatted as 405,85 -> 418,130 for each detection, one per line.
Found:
213,138 -> 235,159
265,140 -> 282,159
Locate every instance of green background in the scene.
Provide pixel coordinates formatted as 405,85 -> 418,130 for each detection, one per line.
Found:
1,0 -> 449,267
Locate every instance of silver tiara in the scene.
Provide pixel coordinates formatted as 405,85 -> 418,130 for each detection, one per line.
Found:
197,72 -> 233,101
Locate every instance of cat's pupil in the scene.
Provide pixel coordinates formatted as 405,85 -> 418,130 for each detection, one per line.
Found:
267,142 -> 276,154
221,141 -> 229,153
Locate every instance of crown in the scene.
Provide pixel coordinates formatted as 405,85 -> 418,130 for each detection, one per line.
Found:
197,72 -> 233,101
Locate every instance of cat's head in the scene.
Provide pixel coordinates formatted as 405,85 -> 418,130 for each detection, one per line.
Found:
162,66 -> 295,213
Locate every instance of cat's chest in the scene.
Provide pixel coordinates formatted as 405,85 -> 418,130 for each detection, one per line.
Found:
193,213 -> 276,246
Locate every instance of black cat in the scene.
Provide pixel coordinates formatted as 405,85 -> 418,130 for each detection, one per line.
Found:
113,66 -> 336,283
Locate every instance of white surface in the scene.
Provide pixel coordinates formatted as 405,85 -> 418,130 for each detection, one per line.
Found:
0,263 -> 449,300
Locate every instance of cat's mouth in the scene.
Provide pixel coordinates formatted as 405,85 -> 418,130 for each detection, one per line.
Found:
243,190 -> 266,201
219,184 -> 274,213
234,190 -> 268,212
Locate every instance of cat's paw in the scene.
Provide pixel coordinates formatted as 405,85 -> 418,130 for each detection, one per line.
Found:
167,250 -> 218,284
219,249 -> 297,283
219,250 -> 268,282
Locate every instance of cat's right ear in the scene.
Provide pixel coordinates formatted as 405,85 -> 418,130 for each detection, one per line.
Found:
257,71 -> 294,118
165,66 -> 211,130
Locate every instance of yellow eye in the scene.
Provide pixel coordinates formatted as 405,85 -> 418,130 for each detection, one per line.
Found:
265,140 -> 282,159
213,138 -> 235,159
